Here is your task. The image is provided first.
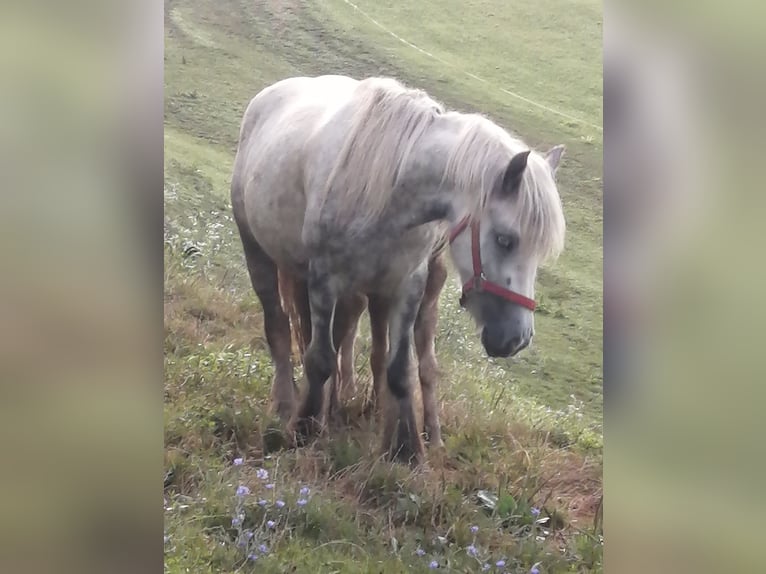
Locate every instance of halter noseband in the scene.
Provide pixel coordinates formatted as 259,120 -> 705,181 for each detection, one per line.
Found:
448,216 -> 537,311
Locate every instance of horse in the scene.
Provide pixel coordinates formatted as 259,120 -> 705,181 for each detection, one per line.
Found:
278,245 -> 449,446
231,75 -> 566,464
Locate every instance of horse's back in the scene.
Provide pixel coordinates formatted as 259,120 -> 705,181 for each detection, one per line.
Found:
232,75 -> 359,274
237,76 -> 357,146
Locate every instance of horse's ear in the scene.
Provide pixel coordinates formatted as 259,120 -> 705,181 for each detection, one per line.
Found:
499,150 -> 531,197
545,145 -> 565,176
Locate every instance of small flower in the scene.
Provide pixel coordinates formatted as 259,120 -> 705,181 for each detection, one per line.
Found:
299,486 -> 310,496
470,525 -> 479,534
236,485 -> 250,497
233,458 -> 243,466
265,483 -> 275,490
467,544 -> 478,557
415,548 -> 426,556
231,517 -> 242,527
530,567 -> 540,574
275,499 -> 285,508
429,560 -> 439,569
244,530 -> 254,540
496,560 -> 506,568
531,507 -> 541,517
482,564 -> 490,572
247,554 -> 258,561
258,544 -> 269,554
266,520 -> 276,529
297,498 -> 308,507
257,499 -> 268,507
256,468 -> 269,480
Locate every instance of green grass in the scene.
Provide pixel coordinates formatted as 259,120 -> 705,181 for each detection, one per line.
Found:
164,0 -> 603,571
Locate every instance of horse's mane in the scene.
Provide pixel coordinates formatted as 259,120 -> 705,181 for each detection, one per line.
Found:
322,77 -> 565,261
320,77 -> 444,231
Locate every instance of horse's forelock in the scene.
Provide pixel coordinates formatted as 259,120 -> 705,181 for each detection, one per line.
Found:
445,115 -> 566,262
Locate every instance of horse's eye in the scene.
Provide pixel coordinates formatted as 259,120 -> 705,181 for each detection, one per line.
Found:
496,233 -> 517,251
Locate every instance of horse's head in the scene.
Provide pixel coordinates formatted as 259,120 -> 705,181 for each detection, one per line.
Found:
449,145 -> 566,358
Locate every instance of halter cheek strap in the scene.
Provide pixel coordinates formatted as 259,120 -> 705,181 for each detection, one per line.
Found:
448,216 -> 537,311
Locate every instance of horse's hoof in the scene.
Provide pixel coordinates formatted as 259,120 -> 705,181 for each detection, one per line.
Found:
424,428 -> 444,449
288,416 -> 322,446
272,400 -> 295,423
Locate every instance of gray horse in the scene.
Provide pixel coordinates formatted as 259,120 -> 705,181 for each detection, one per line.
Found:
231,75 -> 566,464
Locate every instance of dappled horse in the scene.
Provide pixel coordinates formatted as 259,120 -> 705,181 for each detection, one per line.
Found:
231,75 -> 566,464
278,246 -> 449,447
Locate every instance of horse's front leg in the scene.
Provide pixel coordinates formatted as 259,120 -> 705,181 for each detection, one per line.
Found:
289,261 -> 336,441
415,253 -> 448,447
290,262 -> 362,443
384,265 -> 428,465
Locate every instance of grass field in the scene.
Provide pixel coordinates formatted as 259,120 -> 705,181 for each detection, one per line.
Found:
164,0 -> 603,571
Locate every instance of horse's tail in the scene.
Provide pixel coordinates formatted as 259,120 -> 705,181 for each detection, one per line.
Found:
277,269 -> 310,361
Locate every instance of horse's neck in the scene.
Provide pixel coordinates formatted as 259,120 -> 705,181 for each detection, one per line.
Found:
398,116 -> 474,227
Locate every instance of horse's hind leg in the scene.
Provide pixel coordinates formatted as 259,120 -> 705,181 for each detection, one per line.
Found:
365,295 -> 389,417
328,306 -> 364,424
236,228 -> 296,421
415,253 -> 448,447
338,301 -> 363,403
327,294 -> 365,423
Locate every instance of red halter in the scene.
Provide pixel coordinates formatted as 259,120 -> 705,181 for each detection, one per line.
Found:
448,216 -> 537,311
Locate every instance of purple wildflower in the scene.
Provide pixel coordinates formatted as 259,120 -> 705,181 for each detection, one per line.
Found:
470,525 -> 479,534
257,499 -> 268,507
233,458 -> 243,466
265,483 -> 275,490
275,499 -> 285,509
531,507 -> 541,517
496,560 -> 506,568
247,554 -> 258,561
236,485 -> 250,497
429,560 -> 439,569
467,544 -> 478,557
415,548 -> 426,556
530,567 -> 540,574
258,544 -> 269,554
266,520 -> 276,529
297,498 -> 308,507
299,486 -> 310,496
231,516 -> 242,527
244,530 -> 254,540
256,468 -> 268,480
482,564 -> 490,572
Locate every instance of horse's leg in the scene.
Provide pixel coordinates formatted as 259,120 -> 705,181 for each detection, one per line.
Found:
365,295 -> 389,416
327,294 -> 364,422
292,277 -> 312,354
291,264 -> 362,441
383,267 -> 428,465
236,229 -> 296,421
415,253 -> 448,447
338,297 -> 364,403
